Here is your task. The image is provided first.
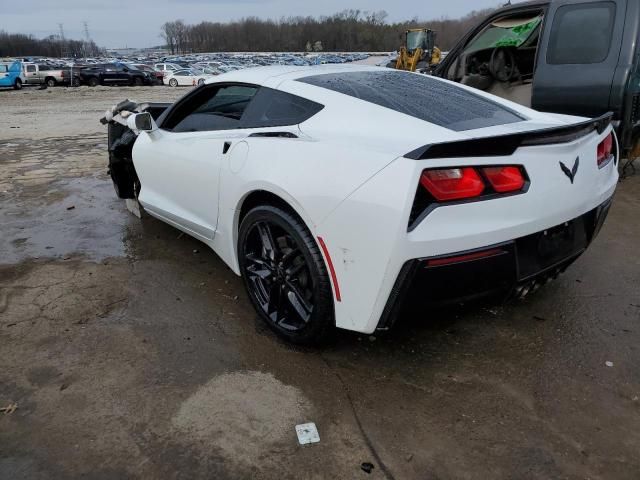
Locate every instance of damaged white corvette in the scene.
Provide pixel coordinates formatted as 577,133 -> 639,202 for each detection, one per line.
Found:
102,65 -> 618,344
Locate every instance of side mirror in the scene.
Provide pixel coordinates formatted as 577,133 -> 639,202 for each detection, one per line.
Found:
127,112 -> 157,133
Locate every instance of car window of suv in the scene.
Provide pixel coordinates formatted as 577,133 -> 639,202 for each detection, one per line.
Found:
26,65 -> 36,72
240,87 -> 324,128
163,84 -> 258,133
547,2 -> 616,65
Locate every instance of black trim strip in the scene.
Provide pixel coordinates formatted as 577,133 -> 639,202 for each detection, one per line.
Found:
405,112 -> 613,160
248,131 -> 298,138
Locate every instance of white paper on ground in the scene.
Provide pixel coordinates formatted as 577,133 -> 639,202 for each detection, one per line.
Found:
295,422 -> 320,445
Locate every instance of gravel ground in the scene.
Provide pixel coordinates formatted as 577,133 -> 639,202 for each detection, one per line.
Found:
1,84 -> 639,480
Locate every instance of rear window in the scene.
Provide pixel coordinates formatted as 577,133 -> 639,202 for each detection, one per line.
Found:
547,2 -> 616,65
297,71 -> 524,131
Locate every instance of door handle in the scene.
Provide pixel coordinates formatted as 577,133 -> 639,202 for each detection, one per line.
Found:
223,141 -> 232,154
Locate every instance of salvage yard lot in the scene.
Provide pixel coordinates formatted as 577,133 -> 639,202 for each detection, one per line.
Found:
1,86 -> 640,479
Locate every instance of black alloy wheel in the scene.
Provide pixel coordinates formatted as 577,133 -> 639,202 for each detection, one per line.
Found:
239,206 -> 334,344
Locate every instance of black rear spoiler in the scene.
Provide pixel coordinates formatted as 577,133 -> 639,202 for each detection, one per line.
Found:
405,112 -> 613,160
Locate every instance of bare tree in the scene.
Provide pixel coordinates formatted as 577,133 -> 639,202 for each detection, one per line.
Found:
0,30 -> 103,57
158,8 -> 496,53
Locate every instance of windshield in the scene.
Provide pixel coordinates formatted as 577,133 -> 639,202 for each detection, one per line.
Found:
465,15 -> 542,54
407,30 -> 429,51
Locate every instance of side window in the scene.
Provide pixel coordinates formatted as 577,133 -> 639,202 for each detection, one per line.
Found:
547,2 -> 616,64
163,84 -> 258,133
241,87 -> 324,128
26,65 -> 36,72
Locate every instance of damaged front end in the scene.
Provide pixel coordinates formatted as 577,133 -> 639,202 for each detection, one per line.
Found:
100,100 -> 170,199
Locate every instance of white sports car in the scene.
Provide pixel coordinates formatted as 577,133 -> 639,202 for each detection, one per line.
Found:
165,69 -> 211,87
102,65 -> 618,344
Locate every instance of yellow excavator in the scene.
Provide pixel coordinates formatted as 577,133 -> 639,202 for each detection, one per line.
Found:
394,28 -> 442,72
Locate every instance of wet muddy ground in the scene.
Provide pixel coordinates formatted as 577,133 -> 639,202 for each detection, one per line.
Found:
1,86 -> 640,479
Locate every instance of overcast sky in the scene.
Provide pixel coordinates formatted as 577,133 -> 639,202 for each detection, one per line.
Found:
2,0 -> 517,49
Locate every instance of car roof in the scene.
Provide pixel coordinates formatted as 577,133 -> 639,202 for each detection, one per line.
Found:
495,0 -> 549,12
205,64 -> 385,87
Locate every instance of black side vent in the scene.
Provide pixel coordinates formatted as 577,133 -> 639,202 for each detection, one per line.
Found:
630,94 -> 640,125
408,184 -> 431,228
248,131 -> 298,138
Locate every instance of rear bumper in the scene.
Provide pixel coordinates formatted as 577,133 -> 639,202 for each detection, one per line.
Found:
377,196 -> 613,330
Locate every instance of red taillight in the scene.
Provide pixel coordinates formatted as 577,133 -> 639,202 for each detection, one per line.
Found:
420,168 -> 485,201
597,132 -> 613,167
426,247 -> 506,267
481,166 -> 525,193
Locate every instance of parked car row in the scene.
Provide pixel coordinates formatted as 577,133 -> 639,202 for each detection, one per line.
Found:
1,52 -> 371,89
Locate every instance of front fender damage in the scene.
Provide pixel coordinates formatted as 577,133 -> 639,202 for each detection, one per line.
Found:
100,99 -> 170,200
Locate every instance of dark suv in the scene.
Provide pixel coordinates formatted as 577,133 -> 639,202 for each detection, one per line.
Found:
434,0 -> 640,164
79,63 -> 153,87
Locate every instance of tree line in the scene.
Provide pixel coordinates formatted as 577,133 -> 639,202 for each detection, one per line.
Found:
0,31 -> 102,58
160,8 -> 495,54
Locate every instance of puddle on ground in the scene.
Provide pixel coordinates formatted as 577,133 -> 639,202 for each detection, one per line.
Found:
0,175 -> 138,263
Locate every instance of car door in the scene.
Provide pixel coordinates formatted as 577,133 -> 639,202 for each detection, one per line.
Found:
101,65 -> 118,83
173,70 -> 188,85
532,0 -> 627,117
115,64 -> 130,83
133,84 -> 259,240
0,64 -> 8,85
24,64 -> 39,84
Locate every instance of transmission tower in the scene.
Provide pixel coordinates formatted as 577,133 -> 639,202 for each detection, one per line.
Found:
83,21 -> 91,58
58,23 -> 70,58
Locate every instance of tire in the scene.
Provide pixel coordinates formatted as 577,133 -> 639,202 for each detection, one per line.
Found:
238,205 -> 334,344
46,77 -> 56,87
14,79 -> 22,90
88,77 -> 99,87
133,77 -> 143,86
197,78 -> 205,86
169,78 -> 178,87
